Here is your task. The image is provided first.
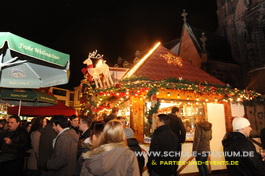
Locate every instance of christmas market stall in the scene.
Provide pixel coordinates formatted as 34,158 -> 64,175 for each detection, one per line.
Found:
79,43 -> 260,174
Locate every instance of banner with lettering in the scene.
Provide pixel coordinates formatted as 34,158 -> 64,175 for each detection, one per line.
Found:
0,32 -> 69,67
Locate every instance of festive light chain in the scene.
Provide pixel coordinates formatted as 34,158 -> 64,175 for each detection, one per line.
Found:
90,80 -> 260,102
79,76 -> 261,115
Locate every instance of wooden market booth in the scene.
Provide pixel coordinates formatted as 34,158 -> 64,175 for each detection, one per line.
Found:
87,42 -> 259,174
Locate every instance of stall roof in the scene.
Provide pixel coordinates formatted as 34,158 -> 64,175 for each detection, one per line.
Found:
124,43 -> 225,86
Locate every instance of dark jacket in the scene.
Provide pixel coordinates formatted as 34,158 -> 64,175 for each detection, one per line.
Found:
168,113 -> 186,143
193,121 -> 212,154
38,124 -> 57,171
78,129 -> 91,157
47,128 -> 79,176
127,138 -> 145,173
104,113 -> 117,123
70,125 -> 80,134
0,126 -> 28,162
147,125 -> 180,176
222,132 -> 265,176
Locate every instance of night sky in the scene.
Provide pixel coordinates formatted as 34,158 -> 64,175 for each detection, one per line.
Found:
1,0 -> 218,89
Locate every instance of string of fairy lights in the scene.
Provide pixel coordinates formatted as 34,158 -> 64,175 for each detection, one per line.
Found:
79,76 -> 261,121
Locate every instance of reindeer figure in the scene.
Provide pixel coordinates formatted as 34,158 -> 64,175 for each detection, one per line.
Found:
83,50 -> 114,88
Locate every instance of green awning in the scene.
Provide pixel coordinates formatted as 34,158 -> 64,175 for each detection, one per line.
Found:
0,32 -> 70,88
0,88 -> 57,106
0,32 -> 69,67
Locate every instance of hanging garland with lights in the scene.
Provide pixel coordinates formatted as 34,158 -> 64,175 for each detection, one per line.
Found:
90,76 -> 260,102
145,87 -> 160,124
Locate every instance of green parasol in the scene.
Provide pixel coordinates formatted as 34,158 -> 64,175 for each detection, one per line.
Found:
0,32 -> 70,88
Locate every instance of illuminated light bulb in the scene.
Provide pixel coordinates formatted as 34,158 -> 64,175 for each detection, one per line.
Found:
215,98 -> 218,102
161,100 -> 164,102
196,98 -> 199,101
167,92 -> 170,97
100,98 -> 102,101
177,94 -> 180,98
205,99 -> 208,102
237,98 -> 241,102
126,91 -> 129,95
196,102 -> 199,105
116,93 -> 120,96
156,92 -> 160,95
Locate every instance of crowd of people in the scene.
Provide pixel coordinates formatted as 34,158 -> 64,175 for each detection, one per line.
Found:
0,106 -> 264,176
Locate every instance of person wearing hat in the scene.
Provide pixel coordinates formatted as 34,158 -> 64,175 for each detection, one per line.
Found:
222,117 -> 265,176
124,127 -> 145,175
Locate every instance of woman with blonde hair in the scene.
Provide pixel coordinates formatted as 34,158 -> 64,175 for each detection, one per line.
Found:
192,115 -> 212,176
81,120 -> 140,176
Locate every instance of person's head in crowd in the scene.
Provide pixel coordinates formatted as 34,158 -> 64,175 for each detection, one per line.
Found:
89,113 -> 98,122
51,115 -> 69,134
116,116 -> 126,127
171,107 -> 180,115
93,120 -> 125,149
111,107 -> 119,115
90,122 -> 105,144
124,127 -> 134,139
79,117 -> 92,133
25,122 -> 32,132
8,115 -> 21,131
196,115 -> 206,123
232,117 -> 252,137
42,116 -> 47,127
30,116 -> 46,132
69,115 -> 79,128
157,114 -> 170,127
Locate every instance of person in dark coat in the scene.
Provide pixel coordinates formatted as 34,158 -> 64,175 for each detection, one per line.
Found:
192,116 -> 212,176
222,117 -> 265,176
168,106 -> 186,171
38,121 -> 56,176
260,128 -> 265,149
104,107 -> 119,123
124,127 -> 145,174
77,117 -> 92,158
147,114 -> 180,176
69,115 -> 80,134
0,115 -> 28,176
47,115 -> 79,176
168,107 -> 186,143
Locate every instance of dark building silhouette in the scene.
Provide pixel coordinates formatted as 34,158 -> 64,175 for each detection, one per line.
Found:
216,0 -> 265,92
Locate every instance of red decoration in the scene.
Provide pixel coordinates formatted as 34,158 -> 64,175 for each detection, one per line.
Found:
115,83 -> 122,88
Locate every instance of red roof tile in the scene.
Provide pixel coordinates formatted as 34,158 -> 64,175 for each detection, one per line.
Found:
133,45 -> 225,86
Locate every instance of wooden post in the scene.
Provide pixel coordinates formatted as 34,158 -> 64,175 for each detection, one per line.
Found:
130,96 -> 144,142
223,102 -> 233,132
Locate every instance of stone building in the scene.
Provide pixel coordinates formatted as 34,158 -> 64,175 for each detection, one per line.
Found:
216,0 -> 265,89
